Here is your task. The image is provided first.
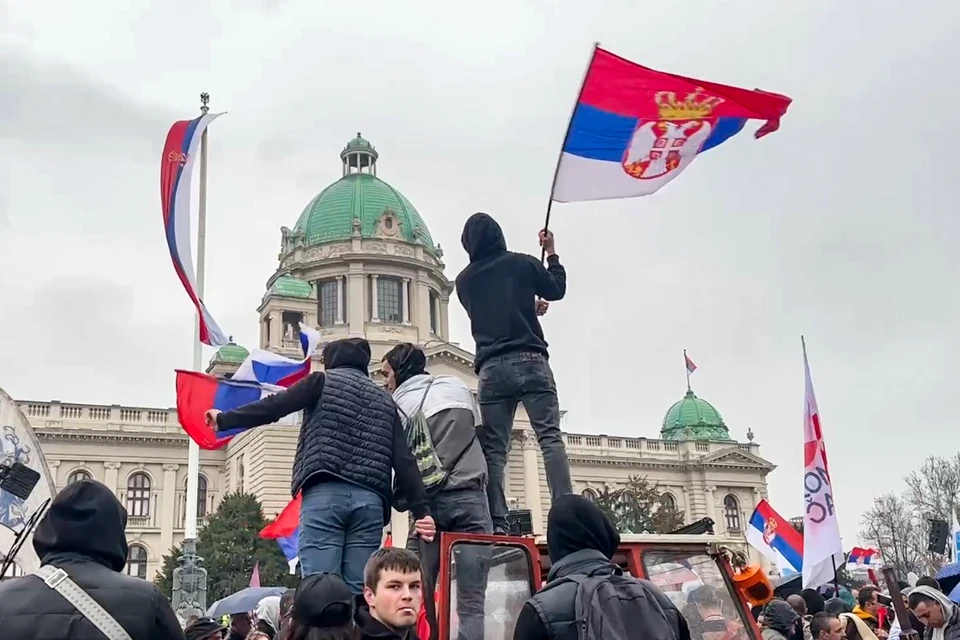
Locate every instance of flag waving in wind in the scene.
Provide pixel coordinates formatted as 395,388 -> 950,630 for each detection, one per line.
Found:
261,494 -> 301,575
747,499 -> 803,576
161,113 -> 228,346
552,46 -> 792,203
801,338 -> 844,589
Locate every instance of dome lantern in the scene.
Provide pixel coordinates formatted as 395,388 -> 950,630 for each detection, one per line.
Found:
340,132 -> 379,177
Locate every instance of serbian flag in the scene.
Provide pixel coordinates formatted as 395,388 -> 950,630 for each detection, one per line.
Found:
175,371 -> 287,449
552,46 -> 792,203
233,324 -> 321,388
261,494 -> 301,575
847,547 -> 879,567
684,351 -> 697,374
161,113 -> 229,346
746,499 -> 803,576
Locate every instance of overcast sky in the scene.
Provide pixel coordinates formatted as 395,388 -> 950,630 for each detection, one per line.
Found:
2,0 -> 958,546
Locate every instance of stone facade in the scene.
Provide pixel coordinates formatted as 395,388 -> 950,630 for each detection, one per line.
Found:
8,134 -> 777,581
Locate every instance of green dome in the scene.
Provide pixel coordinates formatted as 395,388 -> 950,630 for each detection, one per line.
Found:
661,390 -> 732,441
292,134 -> 435,253
268,274 -> 313,299
211,341 -> 249,365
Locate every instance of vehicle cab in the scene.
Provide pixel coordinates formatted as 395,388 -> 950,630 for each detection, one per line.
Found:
434,532 -> 764,640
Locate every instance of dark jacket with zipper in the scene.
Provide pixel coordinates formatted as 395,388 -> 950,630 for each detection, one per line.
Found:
217,338 -> 429,522
355,594 -> 417,640
455,212 -> 567,372
0,480 -> 185,640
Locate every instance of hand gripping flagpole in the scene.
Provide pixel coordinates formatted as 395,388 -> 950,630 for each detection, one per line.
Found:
540,42 -> 599,263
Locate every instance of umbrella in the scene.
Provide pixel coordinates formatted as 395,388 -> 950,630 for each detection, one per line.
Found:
936,563 -> 960,597
206,586 -> 289,618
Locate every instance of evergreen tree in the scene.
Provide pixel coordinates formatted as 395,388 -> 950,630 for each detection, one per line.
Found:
154,492 -> 298,601
591,475 -> 685,534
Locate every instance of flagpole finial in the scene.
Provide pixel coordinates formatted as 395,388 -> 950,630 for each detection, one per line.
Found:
200,92 -> 210,115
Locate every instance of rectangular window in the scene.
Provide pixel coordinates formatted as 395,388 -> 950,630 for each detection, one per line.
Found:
377,278 -> 402,323
318,280 -> 338,327
429,291 -> 439,334
281,311 -> 303,344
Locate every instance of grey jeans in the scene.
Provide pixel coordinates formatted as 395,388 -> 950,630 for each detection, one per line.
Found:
477,352 -> 573,532
407,488 -> 492,640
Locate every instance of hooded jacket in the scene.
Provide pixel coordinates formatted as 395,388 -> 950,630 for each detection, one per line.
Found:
455,213 -> 566,372
0,479 -> 185,639
512,495 -> 690,640
217,338 -> 429,522
763,599 -> 801,640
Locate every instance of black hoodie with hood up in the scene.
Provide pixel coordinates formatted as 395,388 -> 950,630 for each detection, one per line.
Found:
216,338 -> 429,521
0,479 -> 185,640
513,495 -> 690,640
455,213 -> 566,372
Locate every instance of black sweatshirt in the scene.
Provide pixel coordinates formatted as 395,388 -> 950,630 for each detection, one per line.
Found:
216,371 -> 429,519
455,213 -> 567,372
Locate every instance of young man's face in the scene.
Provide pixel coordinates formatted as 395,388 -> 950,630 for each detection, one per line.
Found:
864,592 -> 880,616
913,601 -> 946,629
381,360 -> 397,392
364,568 -> 423,629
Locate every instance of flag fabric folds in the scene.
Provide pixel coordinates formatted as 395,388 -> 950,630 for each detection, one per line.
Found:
846,547 -> 879,567
746,499 -> 803,576
685,352 -> 697,374
232,324 -> 321,388
801,339 -> 845,589
160,113 -> 229,346
175,371 -> 285,449
552,46 -> 792,203
261,494 -> 301,575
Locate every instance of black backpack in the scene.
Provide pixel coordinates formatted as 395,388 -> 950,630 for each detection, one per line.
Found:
558,565 -> 679,640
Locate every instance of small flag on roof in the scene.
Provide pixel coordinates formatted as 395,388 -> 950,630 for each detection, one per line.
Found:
551,46 -> 791,203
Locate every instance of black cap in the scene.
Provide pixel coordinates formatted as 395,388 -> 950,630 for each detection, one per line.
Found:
184,617 -> 226,640
293,573 -> 355,628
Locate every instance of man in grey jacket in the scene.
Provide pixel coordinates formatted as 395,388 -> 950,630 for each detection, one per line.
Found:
382,343 -> 492,640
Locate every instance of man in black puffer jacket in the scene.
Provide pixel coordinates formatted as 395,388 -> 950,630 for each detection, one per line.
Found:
208,338 -> 434,593
513,494 -> 690,640
0,479 -> 184,639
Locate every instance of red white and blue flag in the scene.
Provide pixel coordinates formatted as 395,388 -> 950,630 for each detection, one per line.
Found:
846,547 -> 879,567
161,113 -> 228,346
685,352 -> 697,374
260,493 -> 301,575
232,325 -> 321,388
552,47 -> 792,202
746,499 -> 803,576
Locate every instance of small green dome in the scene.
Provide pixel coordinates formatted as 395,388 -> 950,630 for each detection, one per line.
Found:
268,274 -> 313,299
211,340 -> 249,365
292,134 -> 435,253
661,390 -> 732,441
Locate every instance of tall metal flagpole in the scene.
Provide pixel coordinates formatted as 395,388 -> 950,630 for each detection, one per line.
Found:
174,92 -> 212,618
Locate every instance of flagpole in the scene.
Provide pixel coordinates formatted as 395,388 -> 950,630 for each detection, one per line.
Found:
540,41 -> 599,263
684,349 -> 691,391
185,92 -> 210,544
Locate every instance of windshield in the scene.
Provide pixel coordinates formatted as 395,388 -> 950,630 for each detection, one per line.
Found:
447,542 -> 533,640
644,550 -> 753,640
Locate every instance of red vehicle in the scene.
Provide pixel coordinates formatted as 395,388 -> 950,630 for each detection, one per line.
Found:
430,532 -> 767,640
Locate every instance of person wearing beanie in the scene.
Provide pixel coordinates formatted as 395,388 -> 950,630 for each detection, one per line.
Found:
207,338 -> 435,592
283,572 -> 359,640
184,617 -> 227,640
0,479 -> 185,639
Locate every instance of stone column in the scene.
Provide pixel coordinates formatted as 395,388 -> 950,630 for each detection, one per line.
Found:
440,296 -> 450,340
401,278 -> 411,324
161,464 -> 179,553
705,485 -> 717,525
270,310 -> 282,347
522,431 -> 544,534
348,267 -> 365,336
104,462 -> 122,497
336,276 -> 345,324
416,278 -> 431,341
370,275 -> 380,322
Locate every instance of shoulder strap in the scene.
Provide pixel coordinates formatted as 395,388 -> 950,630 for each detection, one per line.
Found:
33,565 -> 133,640
416,377 -> 436,413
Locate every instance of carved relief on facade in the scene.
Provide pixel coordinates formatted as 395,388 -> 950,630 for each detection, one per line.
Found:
302,242 -> 351,262
363,241 -> 387,253
394,244 -> 415,257
373,209 -> 402,239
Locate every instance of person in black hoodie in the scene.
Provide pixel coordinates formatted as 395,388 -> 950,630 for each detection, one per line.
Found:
0,479 -> 185,639
455,212 -> 572,533
206,338 -> 434,593
513,494 -> 690,640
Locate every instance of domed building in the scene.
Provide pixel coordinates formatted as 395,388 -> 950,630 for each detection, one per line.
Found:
15,134 -> 776,580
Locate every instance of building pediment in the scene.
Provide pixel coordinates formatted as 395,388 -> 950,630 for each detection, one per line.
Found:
699,447 -> 776,472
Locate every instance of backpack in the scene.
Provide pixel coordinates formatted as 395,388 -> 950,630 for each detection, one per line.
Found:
396,378 -> 446,490
562,565 -> 678,640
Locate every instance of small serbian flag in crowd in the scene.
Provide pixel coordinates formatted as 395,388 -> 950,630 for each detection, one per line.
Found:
551,46 -> 792,203
261,494 -> 301,575
746,499 -> 803,575
232,324 -> 321,387
846,547 -> 879,568
160,113 -> 229,346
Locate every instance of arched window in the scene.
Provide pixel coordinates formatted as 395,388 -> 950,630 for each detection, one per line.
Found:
67,469 -> 91,485
723,494 -> 741,531
580,488 -> 598,503
660,493 -> 677,511
619,490 -> 638,511
126,473 -> 151,517
126,545 -> 148,579
197,475 -> 208,518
